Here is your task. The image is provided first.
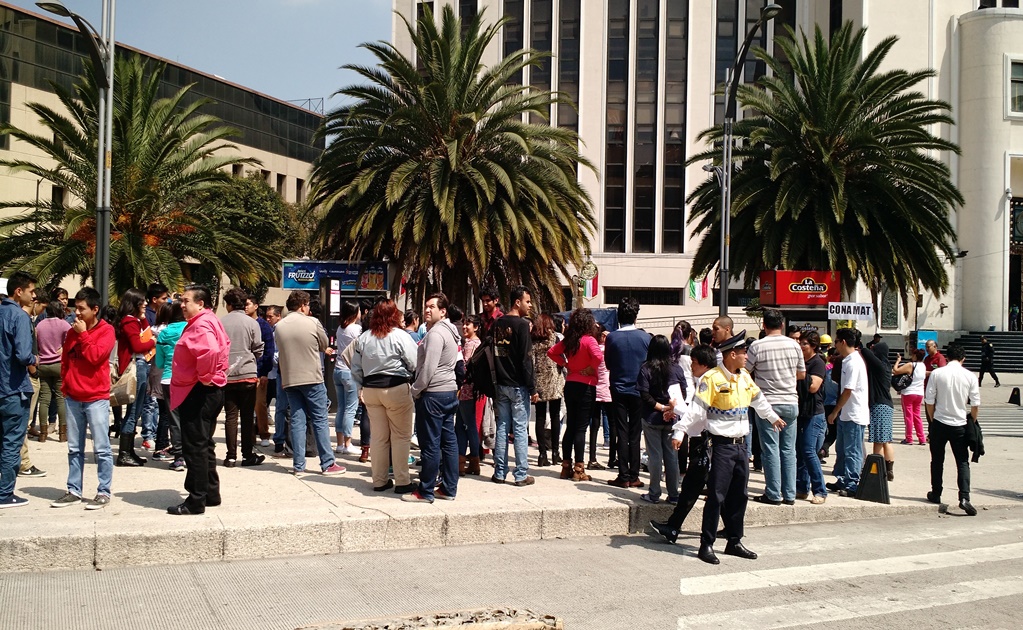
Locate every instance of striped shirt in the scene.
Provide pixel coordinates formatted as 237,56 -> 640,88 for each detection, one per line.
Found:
746,334 -> 805,406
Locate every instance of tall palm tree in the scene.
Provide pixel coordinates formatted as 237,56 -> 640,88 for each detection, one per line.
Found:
309,5 -> 595,309
0,54 -> 281,298
687,24 -> 963,311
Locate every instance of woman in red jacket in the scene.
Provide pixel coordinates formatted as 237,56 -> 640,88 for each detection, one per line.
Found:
116,288 -> 155,467
547,309 -> 603,482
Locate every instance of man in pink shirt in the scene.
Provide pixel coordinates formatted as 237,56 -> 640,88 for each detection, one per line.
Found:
167,285 -> 230,515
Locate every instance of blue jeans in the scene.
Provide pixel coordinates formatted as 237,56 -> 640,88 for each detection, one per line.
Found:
834,420 -> 865,491
333,368 -> 359,437
456,398 -> 481,457
754,404 -> 798,501
642,421 -> 679,501
0,393 -> 31,500
273,376 -> 289,448
65,397 -> 113,497
414,391 -> 459,499
120,358 -> 149,434
493,384 -> 530,482
796,413 -> 827,497
285,383 -> 335,472
141,391 -> 159,442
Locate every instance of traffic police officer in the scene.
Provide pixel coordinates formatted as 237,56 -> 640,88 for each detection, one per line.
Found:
658,331 -> 786,564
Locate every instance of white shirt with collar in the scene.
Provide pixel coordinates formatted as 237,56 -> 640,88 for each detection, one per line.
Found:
924,360 -> 980,427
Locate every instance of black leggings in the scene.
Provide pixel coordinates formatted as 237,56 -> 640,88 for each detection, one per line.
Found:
562,382 -> 595,463
589,401 -> 607,462
534,398 -> 562,455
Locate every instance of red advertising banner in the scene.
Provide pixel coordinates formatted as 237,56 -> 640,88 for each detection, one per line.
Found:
759,270 -> 841,306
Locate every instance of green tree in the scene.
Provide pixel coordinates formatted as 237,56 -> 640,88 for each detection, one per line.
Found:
0,54 -> 281,298
686,24 -> 963,311
309,5 -> 595,309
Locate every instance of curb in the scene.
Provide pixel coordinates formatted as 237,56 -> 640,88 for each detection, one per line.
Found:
0,499 -> 945,574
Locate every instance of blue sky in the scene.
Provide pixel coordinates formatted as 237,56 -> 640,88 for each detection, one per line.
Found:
7,0 -> 393,111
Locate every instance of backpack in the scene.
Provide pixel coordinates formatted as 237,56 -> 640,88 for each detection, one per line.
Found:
467,335 -> 498,399
891,363 -> 915,393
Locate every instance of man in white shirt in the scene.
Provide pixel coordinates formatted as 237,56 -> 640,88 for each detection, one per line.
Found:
746,309 -> 805,505
825,327 -> 868,496
924,342 -> 980,516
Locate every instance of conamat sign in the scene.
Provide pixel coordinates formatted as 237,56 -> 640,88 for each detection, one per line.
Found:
828,302 -> 874,320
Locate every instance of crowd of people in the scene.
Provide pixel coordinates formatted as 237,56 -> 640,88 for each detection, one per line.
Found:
0,274 -> 984,545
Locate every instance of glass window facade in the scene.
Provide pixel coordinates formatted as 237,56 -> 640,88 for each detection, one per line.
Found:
632,0 -> 659,254
604,0 -> 630,252
459,0 -> 478,37
714,0 -> 767,124
605,287 -> 683,306
1012,62 -> 1023,113
663,1 -> 689,253
0,7 -> 323,163
529,0 -> 553,124
504,0 -> 525,84
557,0 -> 581,131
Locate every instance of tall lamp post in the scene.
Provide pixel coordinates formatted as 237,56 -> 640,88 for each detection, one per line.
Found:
37,1 -> 116,306
715,3 -> 782,317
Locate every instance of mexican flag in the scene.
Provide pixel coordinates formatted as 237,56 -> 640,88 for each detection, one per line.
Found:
688,276 -> 709,302
583,273 -> 598,300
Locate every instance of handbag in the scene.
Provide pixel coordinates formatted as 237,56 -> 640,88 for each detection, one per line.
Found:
891,363 -> 914,393
110,358 -> 138,406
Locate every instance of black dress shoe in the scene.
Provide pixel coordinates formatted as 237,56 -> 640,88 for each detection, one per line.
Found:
697,544 -> 720,565
724,540 -> 758,560
393,483 -> 416,494
650,521 -> 678,544
826,481 -> 842,492
959,499 -> 978,516
926,491 -> 941,504
241,455 -> 265,467
206,498 -> 222,507
167,502 -> 204,515
753,494 -> 782,506
782,499 -> 795,505
373,480 -> 394,492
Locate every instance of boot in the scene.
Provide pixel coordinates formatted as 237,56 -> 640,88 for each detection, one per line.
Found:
127,432 -> 147,465
359,446 -> 370,463
37,423 -> 48,443
58,424 -> 67,443
560,458 -> 574,479
116,433 -> 144,467
537,452 -> 550,467
552,452 -> 562,466
459,456 -> 467,477
886,460 -> 895,482
572,462 -> 592,482
468,456 -> 481,475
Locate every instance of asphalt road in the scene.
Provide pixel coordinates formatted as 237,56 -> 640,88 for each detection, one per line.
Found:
2,505 -> 1022,629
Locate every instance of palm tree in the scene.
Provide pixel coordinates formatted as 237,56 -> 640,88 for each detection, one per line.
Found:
687,24 -> 963,311
309,5 -> 595,309
0,54 -> 281,298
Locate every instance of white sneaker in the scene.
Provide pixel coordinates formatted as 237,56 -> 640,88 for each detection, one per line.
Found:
334,445 -> 345,454
260,439 -> 271,447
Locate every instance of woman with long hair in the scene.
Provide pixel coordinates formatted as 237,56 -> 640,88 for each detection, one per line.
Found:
333,300 -> 362,455
154,301 -> 187,471
547,309 -> 603,481
350,300 -> 419,493
637,334 -> 684,503
456,314 -> 484,475
531,313 -> 564,467
115,287 -> 155,466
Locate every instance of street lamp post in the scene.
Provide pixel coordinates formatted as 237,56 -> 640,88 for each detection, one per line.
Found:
716,3 -> 782,317
37,1 -> 115,305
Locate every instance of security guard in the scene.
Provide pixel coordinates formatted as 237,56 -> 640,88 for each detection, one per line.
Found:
659,331 -> 786,564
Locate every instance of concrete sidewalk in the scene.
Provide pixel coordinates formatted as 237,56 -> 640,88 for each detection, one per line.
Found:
2,385 -> 1021,574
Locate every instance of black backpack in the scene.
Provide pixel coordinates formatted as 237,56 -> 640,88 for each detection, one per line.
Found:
467,336 -> 498,399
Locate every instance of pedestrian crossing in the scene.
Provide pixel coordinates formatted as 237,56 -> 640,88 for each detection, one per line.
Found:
675,518 -> 1023,630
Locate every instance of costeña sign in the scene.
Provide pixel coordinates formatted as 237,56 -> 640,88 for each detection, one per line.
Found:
828,302 -> 874,320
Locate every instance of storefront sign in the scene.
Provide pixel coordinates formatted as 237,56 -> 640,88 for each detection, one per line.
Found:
281,260 -> 388,292
760,270 -> 841,306
827,302 -> 874,320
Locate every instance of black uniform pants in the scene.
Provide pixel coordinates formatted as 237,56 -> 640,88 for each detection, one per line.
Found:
179,383 -> 224,510
667,434 -> 710,531
978,361 -> 999,385
610,392 -> 643,481
701,440 -> 749,547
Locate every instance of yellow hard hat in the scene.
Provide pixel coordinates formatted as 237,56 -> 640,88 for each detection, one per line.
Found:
819,334 -> 833,345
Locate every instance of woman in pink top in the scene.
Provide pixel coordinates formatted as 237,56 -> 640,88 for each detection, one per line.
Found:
547,308 -> 603,482
35,302 -> 72,442
587,324 -> 612,469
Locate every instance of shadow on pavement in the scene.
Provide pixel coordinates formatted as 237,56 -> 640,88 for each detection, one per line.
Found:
116,489 -> 186,510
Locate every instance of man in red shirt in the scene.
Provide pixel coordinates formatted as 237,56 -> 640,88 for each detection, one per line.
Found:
52,288 -> 117,510
478,285 -> 504,341
923,339 -> 947,386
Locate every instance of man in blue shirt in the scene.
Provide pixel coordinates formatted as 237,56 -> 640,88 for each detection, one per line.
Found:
0,271 -> 40,509
605,297 -> 651,488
